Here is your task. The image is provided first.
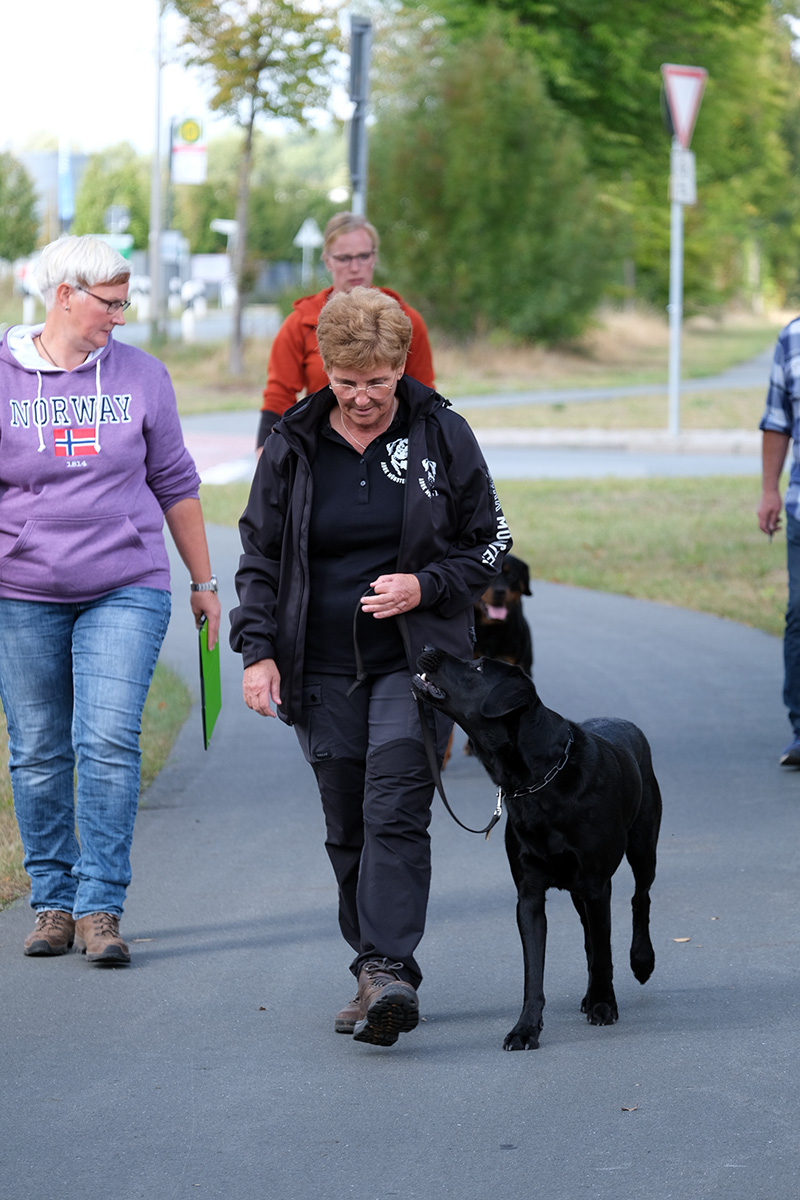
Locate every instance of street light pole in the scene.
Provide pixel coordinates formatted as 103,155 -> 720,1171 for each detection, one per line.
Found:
149,0 -> 165,342
348,16 -> 372,216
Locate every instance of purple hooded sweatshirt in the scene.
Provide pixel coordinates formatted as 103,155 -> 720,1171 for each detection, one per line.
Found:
0,326 -> 200,603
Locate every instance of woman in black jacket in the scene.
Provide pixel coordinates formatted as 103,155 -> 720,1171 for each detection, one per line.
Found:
230,287 -> 511,1047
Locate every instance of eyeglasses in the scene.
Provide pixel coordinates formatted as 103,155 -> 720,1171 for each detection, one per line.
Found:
329,379 -> 395,401
327,251 -> 376,266
76,286 -> 131,314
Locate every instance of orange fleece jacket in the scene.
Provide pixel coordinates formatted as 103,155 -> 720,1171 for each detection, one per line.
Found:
261,286 -> 435,419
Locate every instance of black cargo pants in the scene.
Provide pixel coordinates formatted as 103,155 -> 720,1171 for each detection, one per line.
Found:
293,670 -> 452,990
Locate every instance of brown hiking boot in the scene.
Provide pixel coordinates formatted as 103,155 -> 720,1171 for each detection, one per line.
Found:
74,912 -> 130,965
335,994 -> 363,1035
352,958 -> 419,1046
24,910 -> 75,957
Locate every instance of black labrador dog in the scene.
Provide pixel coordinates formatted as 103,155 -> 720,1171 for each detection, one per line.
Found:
412,647 -> 662,1051
473,552 -> 533,675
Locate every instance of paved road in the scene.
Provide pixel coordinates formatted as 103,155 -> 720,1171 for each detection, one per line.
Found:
2,524 -> 798,1200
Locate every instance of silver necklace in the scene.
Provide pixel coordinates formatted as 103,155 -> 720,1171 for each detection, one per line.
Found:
339,409 -> 368,450
339,399 -> 397,452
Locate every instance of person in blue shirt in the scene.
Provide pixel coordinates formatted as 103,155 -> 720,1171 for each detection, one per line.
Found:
758,316 -> 800,764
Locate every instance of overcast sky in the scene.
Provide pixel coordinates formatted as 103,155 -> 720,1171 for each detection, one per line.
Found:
1,1 -> 237,157
1,1 -> 352,161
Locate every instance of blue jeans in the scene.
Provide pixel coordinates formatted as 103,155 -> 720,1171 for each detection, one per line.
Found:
0,587 -> 171,917
785,514 -> 800,730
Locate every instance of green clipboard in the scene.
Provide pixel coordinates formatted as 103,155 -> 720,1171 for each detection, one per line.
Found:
198,617 -> 221,750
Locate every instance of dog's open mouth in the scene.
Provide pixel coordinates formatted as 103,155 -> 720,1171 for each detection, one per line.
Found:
486,605 -> 508,622
412,672 -> 446,702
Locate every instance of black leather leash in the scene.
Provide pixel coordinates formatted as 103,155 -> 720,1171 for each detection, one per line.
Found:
349,596 -> 503,839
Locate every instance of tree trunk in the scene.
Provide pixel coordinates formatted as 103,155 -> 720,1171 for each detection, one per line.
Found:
228,109 -> 255,377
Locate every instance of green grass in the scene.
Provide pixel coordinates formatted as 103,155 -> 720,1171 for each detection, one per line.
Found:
499,476 -> 784,638
462,387 -> 764,431
0,662 -> 191,911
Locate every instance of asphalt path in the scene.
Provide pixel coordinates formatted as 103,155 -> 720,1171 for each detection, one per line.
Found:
2,523 -> 799,1200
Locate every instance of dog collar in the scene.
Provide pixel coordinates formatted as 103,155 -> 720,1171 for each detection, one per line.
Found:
503,731 -> 574,801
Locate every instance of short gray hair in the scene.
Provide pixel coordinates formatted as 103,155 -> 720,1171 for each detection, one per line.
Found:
34,235 -> 130,310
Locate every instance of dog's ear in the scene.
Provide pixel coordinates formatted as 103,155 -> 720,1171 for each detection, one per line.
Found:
479,672 -> 533,718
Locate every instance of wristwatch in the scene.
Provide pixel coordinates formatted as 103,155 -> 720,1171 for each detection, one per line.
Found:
190,574 -> 218,593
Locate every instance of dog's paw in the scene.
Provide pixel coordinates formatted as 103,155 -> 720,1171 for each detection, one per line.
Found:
581,998 -> 619,1026
630,946 -> 655,984
502,1021 -> 542,1051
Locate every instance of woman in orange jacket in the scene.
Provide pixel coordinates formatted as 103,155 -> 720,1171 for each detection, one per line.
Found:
257,212 -> 435,449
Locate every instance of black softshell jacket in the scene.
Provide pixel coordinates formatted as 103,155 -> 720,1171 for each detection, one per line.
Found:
230,375 -> 512,725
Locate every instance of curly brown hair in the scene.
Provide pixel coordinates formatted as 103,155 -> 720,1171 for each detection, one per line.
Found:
316,286 -> 412,372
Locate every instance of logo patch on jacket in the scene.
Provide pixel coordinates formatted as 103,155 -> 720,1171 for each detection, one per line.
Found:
53,428 -> 99,457
418,457 -> 438,497
380,437 -> 408,485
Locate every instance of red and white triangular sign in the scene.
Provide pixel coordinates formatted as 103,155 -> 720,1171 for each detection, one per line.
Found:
661,64 -> 708,149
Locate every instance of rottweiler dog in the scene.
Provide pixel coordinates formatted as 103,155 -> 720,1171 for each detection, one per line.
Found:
442,552 -> 533,768
474,552 -> 533,675
412,648 -> 662,1051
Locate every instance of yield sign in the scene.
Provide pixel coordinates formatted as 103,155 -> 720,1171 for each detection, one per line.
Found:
661,64 -> 708,149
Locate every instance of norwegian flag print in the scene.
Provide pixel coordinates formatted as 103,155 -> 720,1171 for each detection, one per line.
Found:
53,427 -> 99,457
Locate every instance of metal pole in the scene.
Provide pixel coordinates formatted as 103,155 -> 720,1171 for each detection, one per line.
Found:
349,17 -> 372,217
149,1 -> 164,342
667,191 -> 684,438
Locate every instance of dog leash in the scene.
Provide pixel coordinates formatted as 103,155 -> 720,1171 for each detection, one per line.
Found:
349,597 -> 503,839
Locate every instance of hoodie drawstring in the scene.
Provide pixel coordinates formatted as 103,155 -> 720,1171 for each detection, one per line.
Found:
34,371 -> 46,452
94,357 -> 102,452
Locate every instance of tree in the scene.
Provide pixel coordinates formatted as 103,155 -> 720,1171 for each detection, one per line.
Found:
401,0 -> 800,310
71,144 -> 150,248
369,30 -> 616,340
0,153 -> 38,261
172,0 -> 340,374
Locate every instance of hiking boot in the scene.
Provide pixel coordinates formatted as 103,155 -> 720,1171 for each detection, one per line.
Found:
74,912 -> 130,965
780,731 -> 800,766
352,958 -> 419,1046
335,994 -> 363,1035
24,910 -> 75,957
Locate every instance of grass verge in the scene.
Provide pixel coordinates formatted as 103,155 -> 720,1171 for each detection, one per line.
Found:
461,387 -> 765,431
0,662 -> 191,911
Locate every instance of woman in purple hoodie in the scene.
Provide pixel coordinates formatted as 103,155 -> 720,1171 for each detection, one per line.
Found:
0,235 -> 221,965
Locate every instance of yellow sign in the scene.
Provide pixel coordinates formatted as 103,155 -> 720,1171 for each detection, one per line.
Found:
171,119 -> 207,184
177,118 -> 202,145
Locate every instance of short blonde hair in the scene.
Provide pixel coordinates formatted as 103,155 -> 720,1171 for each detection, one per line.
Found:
317,286 -> 412,372
323,212 -> 379,257
34,235 -> 130,310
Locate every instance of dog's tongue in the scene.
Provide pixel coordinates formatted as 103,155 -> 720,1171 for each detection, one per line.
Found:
488,605 -> 508,621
